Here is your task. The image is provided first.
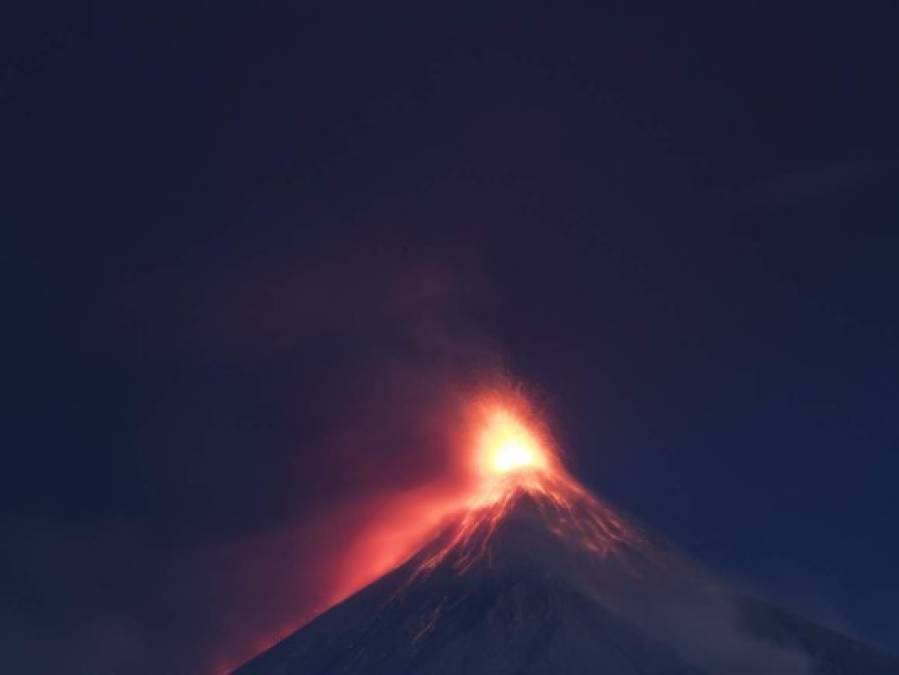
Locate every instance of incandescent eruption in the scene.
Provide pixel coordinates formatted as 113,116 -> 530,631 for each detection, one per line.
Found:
409,396 -> 654,583
476,405 -> 551,477
233,389 -> 899,675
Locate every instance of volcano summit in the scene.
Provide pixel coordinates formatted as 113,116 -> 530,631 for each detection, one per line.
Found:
234,402 -> 899,675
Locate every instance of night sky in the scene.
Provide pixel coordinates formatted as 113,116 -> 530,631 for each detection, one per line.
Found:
4,3 -> 899,674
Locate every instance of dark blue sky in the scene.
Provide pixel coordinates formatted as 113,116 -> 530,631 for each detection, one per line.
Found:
4,2 -> 899,673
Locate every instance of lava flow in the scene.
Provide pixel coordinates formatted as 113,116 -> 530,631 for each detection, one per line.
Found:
319,389 -> 654,618
410,394 -> 649,578
219,389 -> 658,674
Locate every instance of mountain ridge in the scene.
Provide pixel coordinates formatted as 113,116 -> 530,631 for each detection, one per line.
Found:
234,483 -> 899,674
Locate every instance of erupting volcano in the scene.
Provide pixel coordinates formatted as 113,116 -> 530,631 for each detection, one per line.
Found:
234,393 -> 899,675
409,401 -> 652,582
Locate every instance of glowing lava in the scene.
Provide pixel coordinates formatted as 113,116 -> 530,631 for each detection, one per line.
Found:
404,395 -> 652,581
327,392 -> 649,605
477,407 -> 550,477
221,387 -> 658,674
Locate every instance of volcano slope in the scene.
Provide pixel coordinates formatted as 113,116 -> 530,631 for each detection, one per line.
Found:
234,473 -> 899,675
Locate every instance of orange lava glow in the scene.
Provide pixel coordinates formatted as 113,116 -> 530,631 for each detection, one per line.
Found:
477,407 -> 550,477
319,390 -> 569,614
466,391 -> 563,491
368,391 -> 651,585
404,396 -> 650,580
222,385 -> 649,674
410,469 -> 644,579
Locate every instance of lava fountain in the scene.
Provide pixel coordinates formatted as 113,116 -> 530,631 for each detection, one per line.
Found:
221,387 -> 678,674
326,389 -> 572,606
407,392 -> 650,579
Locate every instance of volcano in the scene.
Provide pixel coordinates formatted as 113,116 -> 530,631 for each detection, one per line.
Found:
233,404 -> 899,675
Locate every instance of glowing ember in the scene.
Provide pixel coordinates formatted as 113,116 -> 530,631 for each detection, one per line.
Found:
328,394 -> 573,604
403,395 -> 652,581
478,408 -> 549,477
223,386 -> 657,673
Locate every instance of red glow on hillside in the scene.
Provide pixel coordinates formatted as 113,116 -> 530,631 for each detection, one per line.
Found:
323,388 -> 648,603
410,467 -> 648,581
223,384 -> 645,674
408,395 -> 648,580
315,389 -> 565,607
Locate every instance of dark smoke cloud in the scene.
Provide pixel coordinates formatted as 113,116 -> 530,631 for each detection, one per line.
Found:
3,225 -> 503,674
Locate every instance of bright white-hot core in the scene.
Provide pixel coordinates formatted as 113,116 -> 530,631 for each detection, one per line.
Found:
478,408 -> 550,476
